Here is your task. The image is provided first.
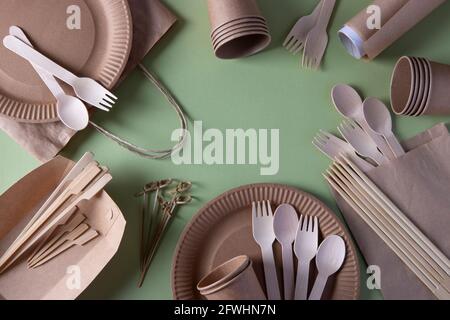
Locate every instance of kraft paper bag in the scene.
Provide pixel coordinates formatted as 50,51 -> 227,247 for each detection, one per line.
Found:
0,156 -> 126,300
331,123 -> 450,299
0,0 -> 177,162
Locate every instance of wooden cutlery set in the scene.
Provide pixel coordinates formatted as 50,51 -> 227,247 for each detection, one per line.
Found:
2,26 -> 118,131
251,201 -> 345,300
0,152 -> 110,274
314,84 -> 405,171
284,0 -> 336,69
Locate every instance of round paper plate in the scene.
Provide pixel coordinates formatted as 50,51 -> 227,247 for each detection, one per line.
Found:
172,183 -> 360,300
0,0 -> 132,123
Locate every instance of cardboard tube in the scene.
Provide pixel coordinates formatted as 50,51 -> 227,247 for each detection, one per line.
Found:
197,256 -> 266,300
208,0 -> 264,32
363,0 -> 446,59
339,0 -> 408,59
214,31 -> 271,59
347,0 -> 409,41
391,56 -> 416,115
422,60 -> 450,115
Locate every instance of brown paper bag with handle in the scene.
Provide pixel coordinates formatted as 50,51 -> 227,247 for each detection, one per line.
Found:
331,123 -> 450,299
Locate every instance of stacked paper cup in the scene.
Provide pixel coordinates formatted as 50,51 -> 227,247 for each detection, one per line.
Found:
391,56 -> 450,116
208,0 -> 271,59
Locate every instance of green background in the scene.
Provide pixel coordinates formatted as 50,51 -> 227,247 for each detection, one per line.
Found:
1,0 -> 449,300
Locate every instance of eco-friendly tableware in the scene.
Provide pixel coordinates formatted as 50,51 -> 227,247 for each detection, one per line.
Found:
302,0 -> 336,69
31,228 -> 99,268
3,35 -> 117,112
309,235 -> 346,300
325,156 -> 450,299
9,26 -> 89,131
197,256 -> 266,300
332,84 -> 394,159
273,204 -> 298,300
28,213 -> 86,265
14,152 -> 94,240
391,56 -> 416,115
0,0 -> 131,123
211,17 -> 266,39
338,120 -> 386,165
403,57 -> 420,116
421,59 -> 450,116
363,98 -> 405,157
207,0 -> 270,59
313,130 -> 375,171
294,215 -> 318,300
172,184 -> 360,300
252,200 -> 281,300
407,57 -> 425,116
0,167 -> 112,273
414,58 -> 431,116
0,156 -> 125,300
213,23 -> 268,48
283,0 -> 323,54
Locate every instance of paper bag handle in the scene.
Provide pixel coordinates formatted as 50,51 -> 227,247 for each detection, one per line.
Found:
89,64 -> 188,159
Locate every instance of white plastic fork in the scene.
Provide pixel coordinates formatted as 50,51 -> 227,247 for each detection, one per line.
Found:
3,34 -> 117,111
338,120 -> 387,165
313,130 -> 374,172
252,201 -> 281,300
294,215 -> 318,300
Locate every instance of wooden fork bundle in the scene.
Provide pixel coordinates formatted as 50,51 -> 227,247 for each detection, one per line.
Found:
325,156 -> 450,300
0,152 -> 111,273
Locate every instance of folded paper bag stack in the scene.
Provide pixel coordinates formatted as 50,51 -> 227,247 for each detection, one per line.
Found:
331,123 -> 450,299
0,0 -> 177,163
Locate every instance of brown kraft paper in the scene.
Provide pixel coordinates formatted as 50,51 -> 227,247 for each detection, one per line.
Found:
362,0 -> 447,60
346,0 -> 409,41
331,123 -> 450,299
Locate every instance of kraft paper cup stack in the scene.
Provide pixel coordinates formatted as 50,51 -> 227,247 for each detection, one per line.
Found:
391,56 -> 450,116
197,255 -> 266,300
207,0 -> 271,59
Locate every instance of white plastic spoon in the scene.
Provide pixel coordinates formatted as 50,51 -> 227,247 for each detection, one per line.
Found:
363,97 -> 405,158
273,204 -> 299,300
309,235 -> 346,300
9,26 -> 88,131
332,84 -> 394,160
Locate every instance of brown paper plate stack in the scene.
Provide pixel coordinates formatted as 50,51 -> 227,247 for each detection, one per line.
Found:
391,56 -> 450,116
208,0 -> 271,59
172,183 -> 360,300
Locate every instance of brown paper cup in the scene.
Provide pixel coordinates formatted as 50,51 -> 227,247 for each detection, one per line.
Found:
197,256 -> 266,300
421,60 -> 450,115
391,56 -> 416,115
212,22 -> 268,45
208,0 -> 263,32
405,57 -> 422,116
413,58 -> 431,116
214,31 -> 271,59
416,58 -> 432,116
213,25 -> 269,49
211,16 -> 266,38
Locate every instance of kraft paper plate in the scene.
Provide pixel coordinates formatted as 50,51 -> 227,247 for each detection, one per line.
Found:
172,183 -> 360,300
0,0 -> 132,123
